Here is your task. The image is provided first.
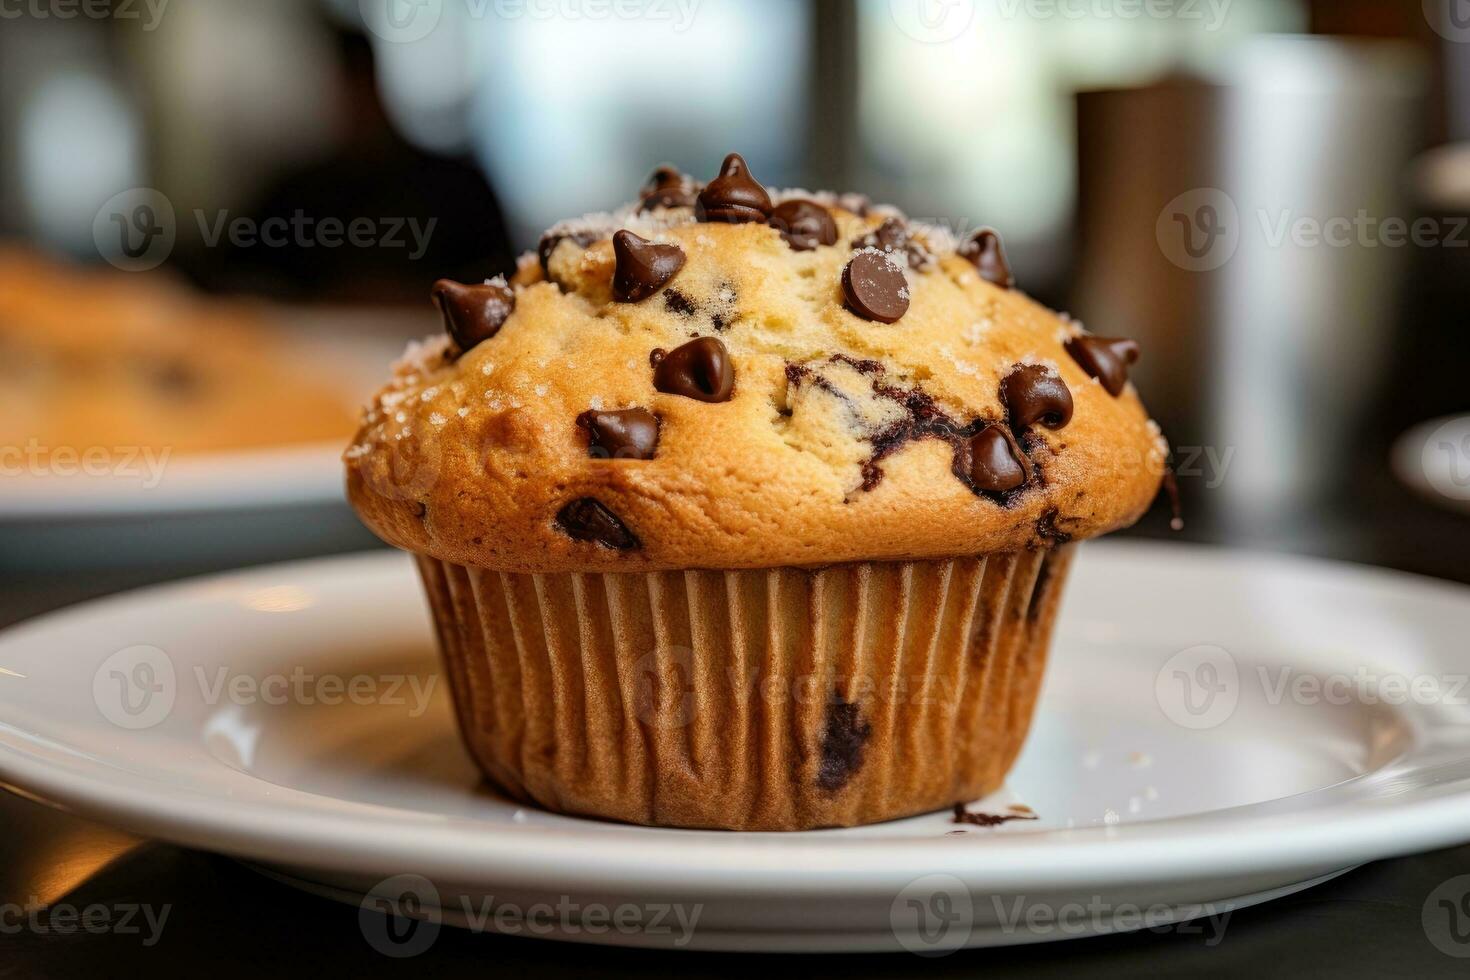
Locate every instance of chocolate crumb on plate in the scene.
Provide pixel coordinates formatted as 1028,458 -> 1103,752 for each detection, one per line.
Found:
952,802 -> 1039,827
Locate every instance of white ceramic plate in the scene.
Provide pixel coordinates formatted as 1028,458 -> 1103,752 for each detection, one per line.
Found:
0,309 -> 425,520
1393,414 -> 1470,517
1,542 -> 1469,953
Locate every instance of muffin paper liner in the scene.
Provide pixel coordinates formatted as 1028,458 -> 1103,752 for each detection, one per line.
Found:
416,546 -> 1075,831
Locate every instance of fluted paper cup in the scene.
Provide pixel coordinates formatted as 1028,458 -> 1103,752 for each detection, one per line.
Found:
415,546 -> 1074,831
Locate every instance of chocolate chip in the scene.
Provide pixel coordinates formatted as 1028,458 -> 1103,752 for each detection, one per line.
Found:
577,408 -> 660,460
1035,508 -> 1072,545
537,230 -> 600,276
638,164 -> 699,212
842,250 -> 910,323
144,358 -> 202,398
816,690 -> 871,791
768,199 -> 837,251
611,230 -> 685,303
968,424 -> 1030,493
1065,335 -> 1140,397
852,217 -> 931,269
695,152 -> 771,224
652,336 -> 734,402
663,288 -> 697,316
959,228 -> 1014,288
555,498 -> 639,550
431,278 -> 515,353
1002,364 -> 1073,430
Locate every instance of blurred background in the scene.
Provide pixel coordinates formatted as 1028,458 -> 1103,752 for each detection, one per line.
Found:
2,0 -> 1470,609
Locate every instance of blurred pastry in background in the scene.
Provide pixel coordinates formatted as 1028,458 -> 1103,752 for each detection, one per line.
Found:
0,248 -> 357,463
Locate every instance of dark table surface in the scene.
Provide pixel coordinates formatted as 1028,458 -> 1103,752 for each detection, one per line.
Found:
4,477 -> 1470,978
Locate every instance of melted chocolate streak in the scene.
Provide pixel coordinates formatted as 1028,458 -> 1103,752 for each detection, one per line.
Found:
785,354 -> 1033,504
817,691 -> 872,791
951,803 -> 1040,828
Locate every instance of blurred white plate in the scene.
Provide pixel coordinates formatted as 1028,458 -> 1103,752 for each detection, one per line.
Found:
0,440 -> 348,518
1392,414 -> 1470,516
2,542 -> 1470,952
0,306 -> 427,521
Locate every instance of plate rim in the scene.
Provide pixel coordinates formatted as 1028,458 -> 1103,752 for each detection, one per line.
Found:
2,542 -> 1470,896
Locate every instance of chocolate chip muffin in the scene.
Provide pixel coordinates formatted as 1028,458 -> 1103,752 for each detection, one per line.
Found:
345,154 -> 1167,831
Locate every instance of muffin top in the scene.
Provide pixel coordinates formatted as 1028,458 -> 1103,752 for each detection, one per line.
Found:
345,154 -> 1168,573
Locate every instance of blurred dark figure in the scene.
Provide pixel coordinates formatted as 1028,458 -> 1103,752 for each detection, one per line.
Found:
189,28 -> 512,303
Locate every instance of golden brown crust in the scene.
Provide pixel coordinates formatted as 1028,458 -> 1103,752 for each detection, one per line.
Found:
345,202 -> 1165,573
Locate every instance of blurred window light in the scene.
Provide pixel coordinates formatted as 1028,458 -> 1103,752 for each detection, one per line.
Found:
19,71 -> 142,254
856,0 -> 1305,281
350,0 -> 808,246
470,0 -> 808,244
